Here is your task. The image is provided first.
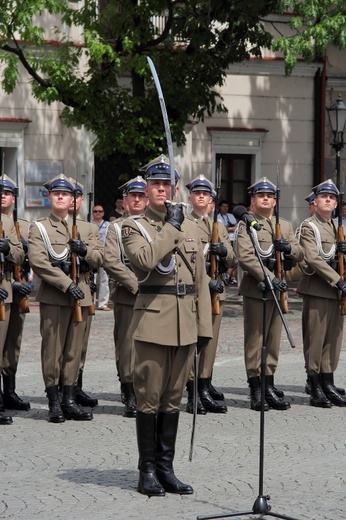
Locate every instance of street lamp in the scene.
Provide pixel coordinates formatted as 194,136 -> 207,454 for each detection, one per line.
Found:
326,94 -> 346,206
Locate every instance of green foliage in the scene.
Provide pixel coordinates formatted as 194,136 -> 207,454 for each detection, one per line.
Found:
0,0 -> 346,169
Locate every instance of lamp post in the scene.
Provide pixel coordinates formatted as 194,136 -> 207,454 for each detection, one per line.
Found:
326,94 -> 346,216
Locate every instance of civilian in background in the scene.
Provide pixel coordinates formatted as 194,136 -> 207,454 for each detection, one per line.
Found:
92,205 -> 111,310
217,200 -> 237,285
109,197 -> 125,222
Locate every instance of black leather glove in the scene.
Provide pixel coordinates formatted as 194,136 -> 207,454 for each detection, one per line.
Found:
197,336 -> 209,354
164,202 -> 184,231
89,280 -> 97,294
0,286 -> 8,300
271,276 -> 289,293
69,239 -> 87,257
209,279 -> 224,294
67,282 -> 85,300
20,237 -> 28,254
210,242 -> 227,258
336,278 -> 346,294
273,238 -> 291,255
337,241 -> 346,253
13,281 -> 31,295
0,238 -> 10,256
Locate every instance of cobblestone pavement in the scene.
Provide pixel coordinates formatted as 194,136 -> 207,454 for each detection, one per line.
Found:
1,288 -> 346,520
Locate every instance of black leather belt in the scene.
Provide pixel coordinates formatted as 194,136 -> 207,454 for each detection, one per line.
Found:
139,284 -> 195,296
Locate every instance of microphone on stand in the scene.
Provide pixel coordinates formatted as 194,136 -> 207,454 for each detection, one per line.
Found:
233,205 -> 262,231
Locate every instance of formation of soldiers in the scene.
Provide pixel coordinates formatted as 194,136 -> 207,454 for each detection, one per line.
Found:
0,156 -> 346,497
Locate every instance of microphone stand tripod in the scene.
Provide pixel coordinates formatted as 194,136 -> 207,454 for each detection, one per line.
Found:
198,222 -> 301,520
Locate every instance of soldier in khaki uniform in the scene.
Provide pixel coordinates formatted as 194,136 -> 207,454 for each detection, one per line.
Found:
234,177 -> 303,411
0,188 -> 25,425
122,156 -> 212,497
28,174 -> 103,423
0,175 -> 31,412
67,180 -> 103,408
185,175 -> 236,414
104,176 -> 147,418
297,179 -> 346,407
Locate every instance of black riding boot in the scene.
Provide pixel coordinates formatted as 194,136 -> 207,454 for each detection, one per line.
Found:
264,375 -> 290,410
320,373 -> 346,406
121,382 -> 137,418
208,377 -> 225,401
185,380 -> 206,415
61,385 -> 93,420
46,385 -> 65,423
248,376 -> 269,412
136,411 -> 165,497
75,371 -> 98,407
2,374 -> 30,411
155,412 -> 193,495
198,378 -> 227,413
309,374 -> 332,408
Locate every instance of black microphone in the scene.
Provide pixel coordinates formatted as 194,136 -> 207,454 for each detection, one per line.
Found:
233,205 -> 261,231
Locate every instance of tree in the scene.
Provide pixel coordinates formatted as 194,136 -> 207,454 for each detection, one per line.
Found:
0,0 -> 346,171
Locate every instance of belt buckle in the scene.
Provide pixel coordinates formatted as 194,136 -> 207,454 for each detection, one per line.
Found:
176,282 -> 186,296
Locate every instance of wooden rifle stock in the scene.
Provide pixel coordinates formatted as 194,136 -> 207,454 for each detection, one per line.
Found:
210,220 -> 220,315
14,221 -> 29,314
338,224 -> 346,315
275,222 -> 288,314
71,223 -> 83,323
0,221 -> 6,321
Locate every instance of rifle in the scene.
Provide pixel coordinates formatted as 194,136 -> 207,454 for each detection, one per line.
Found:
14,161 -> 29,313
210,159 -> 222,315
337,177 -> 346,315
86,170 -> 95,316
71,179 -> 83,323
275,161 -> 288,314
0,154 -> 6,320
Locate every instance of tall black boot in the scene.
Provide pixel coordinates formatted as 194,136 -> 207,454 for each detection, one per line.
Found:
309,374 -> 332,408
61,385 -> 93,420
121,382 -> 137,418
248,376 -> 269,412
198,378 -> 227,413
46,385 -> 65,423
2,374 -> 30,411
75,371 -> 98,407
185,380 -> 207,415
155,412 -> 193,495
264,375 -> 290,410
320,373 -> 346,406
208,377 -> 225,401
136,411 -> 165,497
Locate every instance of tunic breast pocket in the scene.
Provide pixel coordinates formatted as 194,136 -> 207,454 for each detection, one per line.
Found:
182,242 -> 197,263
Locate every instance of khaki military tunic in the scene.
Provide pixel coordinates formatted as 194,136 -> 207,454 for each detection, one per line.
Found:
188,211 -> 236,378
2,218 -> 30,377
297,213 -> 342,375
104,219 -> 138,383
122,206 -> 212,413
0,214 -> 25,371
28,213 -> 103,388
234,213 -> 303,378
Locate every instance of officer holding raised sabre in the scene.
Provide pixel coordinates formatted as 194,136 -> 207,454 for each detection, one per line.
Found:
122,156 -> 212,497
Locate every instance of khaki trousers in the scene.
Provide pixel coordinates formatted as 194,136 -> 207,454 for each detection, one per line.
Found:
134,340 -> 195,413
